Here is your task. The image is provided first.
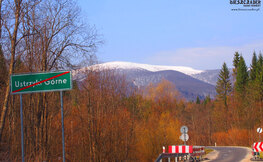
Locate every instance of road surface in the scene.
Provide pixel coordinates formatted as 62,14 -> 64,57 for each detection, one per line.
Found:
205,146 -> 251,162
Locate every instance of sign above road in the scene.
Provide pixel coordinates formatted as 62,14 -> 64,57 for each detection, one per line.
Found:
180,134 -> 189,141
11,71 -> 72,94
257,128 -> 262,133
180,126 -> 188,134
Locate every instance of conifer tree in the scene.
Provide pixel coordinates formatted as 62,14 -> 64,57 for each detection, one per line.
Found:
258,52 -> 263,68
233,52 -> 240,78
256,52 -> 263,77
235,56 -> 249,95
203,95 -> 211,105
216,62 -> 232,107
254,68 -> 263,101
196,96 -> 200,104
253,52 -> 263,101
250,51 -> 258,81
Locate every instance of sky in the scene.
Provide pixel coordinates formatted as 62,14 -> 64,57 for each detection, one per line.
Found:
77,0 -> 263,70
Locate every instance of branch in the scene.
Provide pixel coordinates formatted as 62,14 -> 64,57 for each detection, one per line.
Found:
15,31 -> 37,46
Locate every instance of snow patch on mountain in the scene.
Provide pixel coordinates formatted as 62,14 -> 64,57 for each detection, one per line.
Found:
90,61 -> 204,75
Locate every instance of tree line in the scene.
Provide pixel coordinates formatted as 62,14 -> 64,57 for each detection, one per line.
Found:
0,0 -> 100,161
212,51 -> 263,146
1,51 -> 261,161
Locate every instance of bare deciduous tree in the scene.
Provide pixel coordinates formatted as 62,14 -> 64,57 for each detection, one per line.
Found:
0,0 -> 23,143
0,1 -> 101,161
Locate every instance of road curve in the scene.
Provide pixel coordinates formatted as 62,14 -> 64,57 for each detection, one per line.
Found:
205,146 -> 251,162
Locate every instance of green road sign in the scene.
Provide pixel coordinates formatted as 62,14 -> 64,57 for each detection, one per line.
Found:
11,71 -> 72,94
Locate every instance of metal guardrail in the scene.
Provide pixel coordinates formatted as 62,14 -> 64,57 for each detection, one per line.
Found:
155,146 -> 205,162
155,153 -> 189,162
191,146 -> 205,157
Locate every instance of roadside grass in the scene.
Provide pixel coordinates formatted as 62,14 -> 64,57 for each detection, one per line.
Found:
205,148 -> 214,155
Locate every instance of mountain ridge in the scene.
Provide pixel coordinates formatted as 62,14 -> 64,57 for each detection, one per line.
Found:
73,61 -> 220,101
90,61 -> 204,75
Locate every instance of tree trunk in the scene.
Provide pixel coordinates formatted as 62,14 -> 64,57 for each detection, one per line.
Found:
0,0 -> 21,142
0,0 -> 2,40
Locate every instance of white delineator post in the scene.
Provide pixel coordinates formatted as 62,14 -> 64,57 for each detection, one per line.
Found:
257,127 -> 262,141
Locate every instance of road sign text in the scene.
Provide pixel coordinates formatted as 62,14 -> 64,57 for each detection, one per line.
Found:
11,71 -> 72,94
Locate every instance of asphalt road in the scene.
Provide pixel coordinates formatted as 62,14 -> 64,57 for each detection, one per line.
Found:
206,146 -> 250,162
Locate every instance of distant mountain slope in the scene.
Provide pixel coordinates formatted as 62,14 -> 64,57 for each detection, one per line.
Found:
120,69 -> 216,101
192,69 -> 234,86
192,69 -> 221,86
73,61 -> 218,101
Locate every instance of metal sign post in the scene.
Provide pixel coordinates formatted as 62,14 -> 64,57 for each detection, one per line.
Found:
11,71 -> 72,162
257,127 -> 262,142
60,91 -> 65,162
184,133 -> 186,145
256,128 -> 263,159
20,94 -> 25,162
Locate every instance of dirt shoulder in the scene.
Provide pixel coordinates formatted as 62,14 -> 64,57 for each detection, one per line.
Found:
203,149 -> 219,161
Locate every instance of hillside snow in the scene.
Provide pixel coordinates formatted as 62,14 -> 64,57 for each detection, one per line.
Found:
90,61 -> 204,75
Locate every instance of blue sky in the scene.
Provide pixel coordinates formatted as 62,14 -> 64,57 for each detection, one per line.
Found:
78,0 -> 263,70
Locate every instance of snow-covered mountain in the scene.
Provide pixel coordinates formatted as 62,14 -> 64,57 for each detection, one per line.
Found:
192,69 -> 221,86
90,61 -> 204,75
87,61 -> 221,85
73,61 -> 219,101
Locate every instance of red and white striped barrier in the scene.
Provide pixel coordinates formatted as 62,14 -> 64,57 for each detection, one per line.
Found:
253,142 -> 263,152
168,145 -> 193,153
